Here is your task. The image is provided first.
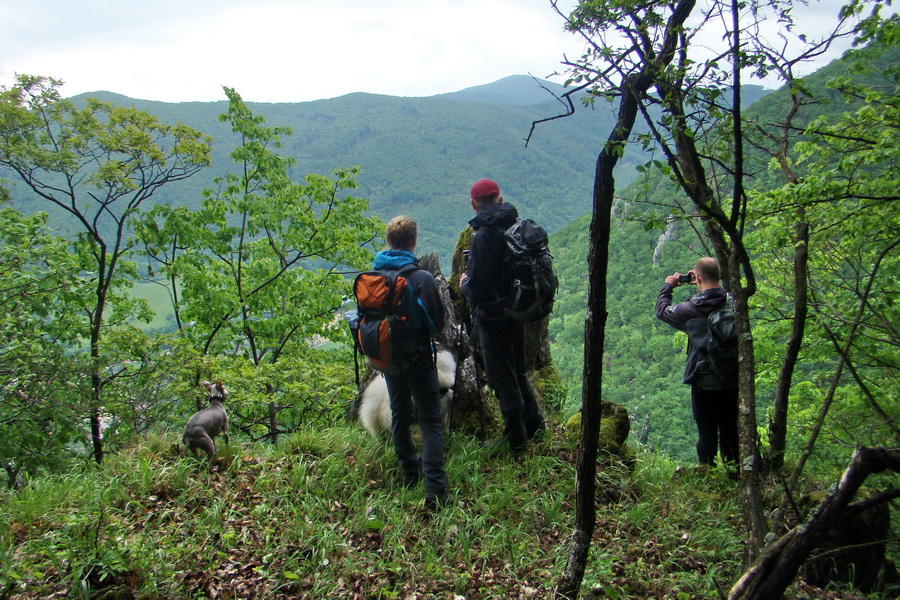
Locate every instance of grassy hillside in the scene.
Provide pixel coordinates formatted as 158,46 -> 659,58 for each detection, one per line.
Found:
129,282 -> 177,333
0,425 -> 748,599
4,422 -> 891,599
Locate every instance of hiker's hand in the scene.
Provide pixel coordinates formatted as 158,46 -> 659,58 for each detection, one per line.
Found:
666,274 -> 681,287
460,272 -> 467,284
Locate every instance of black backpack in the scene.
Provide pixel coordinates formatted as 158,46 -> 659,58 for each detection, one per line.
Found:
496,218 -> 558,323
704,297 -> 738,379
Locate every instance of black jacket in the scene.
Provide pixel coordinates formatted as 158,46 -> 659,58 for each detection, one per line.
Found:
460,201 -> 519,319
655,284 -> 736,390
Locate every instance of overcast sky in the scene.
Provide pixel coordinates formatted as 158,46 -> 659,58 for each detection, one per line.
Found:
0,0 -> 867,104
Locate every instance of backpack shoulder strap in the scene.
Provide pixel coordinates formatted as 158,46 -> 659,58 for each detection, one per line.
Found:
397,262 -> 442,337
397,262 -> 420,276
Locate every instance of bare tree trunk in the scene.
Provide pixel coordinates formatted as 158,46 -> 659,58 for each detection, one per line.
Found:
554,112 -> 616,600
554,5 -> 696,595
767,221 -> 809,471
90,369 -> 104,465
4,462 -> 20,490
788,241 -> 893,488
268,401 -> 278,445
764,76 -> 807,474
730,446 -> 900,600
727,288 -> 768,561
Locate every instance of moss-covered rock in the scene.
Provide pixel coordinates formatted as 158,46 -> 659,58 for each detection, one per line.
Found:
448,227 -> 475,323
531,361 -> 566,412
565,401 -> 631,456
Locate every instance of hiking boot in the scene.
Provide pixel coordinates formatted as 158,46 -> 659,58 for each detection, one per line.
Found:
526,415 -> 547,441
403,471 -> 422,489
501,408 -> 527,453
423,491 -> 447,511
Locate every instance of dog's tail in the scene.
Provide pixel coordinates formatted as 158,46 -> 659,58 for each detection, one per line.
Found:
358,376 -> 391,436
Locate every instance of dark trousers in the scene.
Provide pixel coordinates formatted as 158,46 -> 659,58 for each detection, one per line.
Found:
384,352 -> 446,494
478,318 -> 543,432
691,385 -> 739,466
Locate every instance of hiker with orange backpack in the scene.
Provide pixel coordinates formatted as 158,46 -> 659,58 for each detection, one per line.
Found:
356,215 -> 447,509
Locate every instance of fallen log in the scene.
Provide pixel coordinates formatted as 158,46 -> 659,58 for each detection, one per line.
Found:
729,446 -> 900,600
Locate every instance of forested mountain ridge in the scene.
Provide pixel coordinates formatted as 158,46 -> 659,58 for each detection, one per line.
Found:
10,75 -> 769,265
52,76 -> 626,262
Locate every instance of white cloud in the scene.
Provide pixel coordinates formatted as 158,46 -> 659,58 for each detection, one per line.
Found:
0,0 -> 881,103
1,0 -> 585,102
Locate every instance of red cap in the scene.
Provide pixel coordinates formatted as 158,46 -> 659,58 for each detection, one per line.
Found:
470,178 -> 500,201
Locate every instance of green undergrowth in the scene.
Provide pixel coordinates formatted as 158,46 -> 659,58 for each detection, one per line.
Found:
0,426 -> 881,599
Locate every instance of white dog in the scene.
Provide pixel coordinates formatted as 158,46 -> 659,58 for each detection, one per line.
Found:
358,349 -> 456,435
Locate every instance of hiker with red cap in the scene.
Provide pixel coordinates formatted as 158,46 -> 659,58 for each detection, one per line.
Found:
460,179 -> 546,454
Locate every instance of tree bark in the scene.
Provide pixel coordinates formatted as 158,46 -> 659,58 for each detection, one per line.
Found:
553,104 -> 618,600
729,446 -> 900,600
767,221 -> 809,471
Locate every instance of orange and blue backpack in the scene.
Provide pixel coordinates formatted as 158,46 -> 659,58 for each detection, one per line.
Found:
347,263 -> 433,381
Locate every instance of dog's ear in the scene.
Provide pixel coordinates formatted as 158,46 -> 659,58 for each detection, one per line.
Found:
201,380 -> 213,393
215,381 -> 227,396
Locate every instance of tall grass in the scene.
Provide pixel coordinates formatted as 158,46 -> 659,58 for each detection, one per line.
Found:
1,425 -> 892,599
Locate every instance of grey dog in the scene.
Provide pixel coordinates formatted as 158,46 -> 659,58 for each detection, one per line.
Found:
182,380 -> 229,466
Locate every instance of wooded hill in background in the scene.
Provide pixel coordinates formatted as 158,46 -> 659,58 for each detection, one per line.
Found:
11,75 -> 769,267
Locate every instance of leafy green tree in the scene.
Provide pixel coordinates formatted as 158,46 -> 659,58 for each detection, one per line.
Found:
751,26 -> 900,484
0,75 -> 211,463
138,88 -> 381,441
0,203 -> 87,485
543,0 -> 884,591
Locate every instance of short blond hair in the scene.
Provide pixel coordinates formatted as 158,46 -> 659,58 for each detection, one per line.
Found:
385,215 -> 417,251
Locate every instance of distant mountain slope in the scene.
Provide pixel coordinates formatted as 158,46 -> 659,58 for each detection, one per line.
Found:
9,75 -> 774,266
440,75 -> 568,105
50,77 -> 642,263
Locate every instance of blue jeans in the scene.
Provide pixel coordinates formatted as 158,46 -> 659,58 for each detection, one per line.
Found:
384,352 -> 446,494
